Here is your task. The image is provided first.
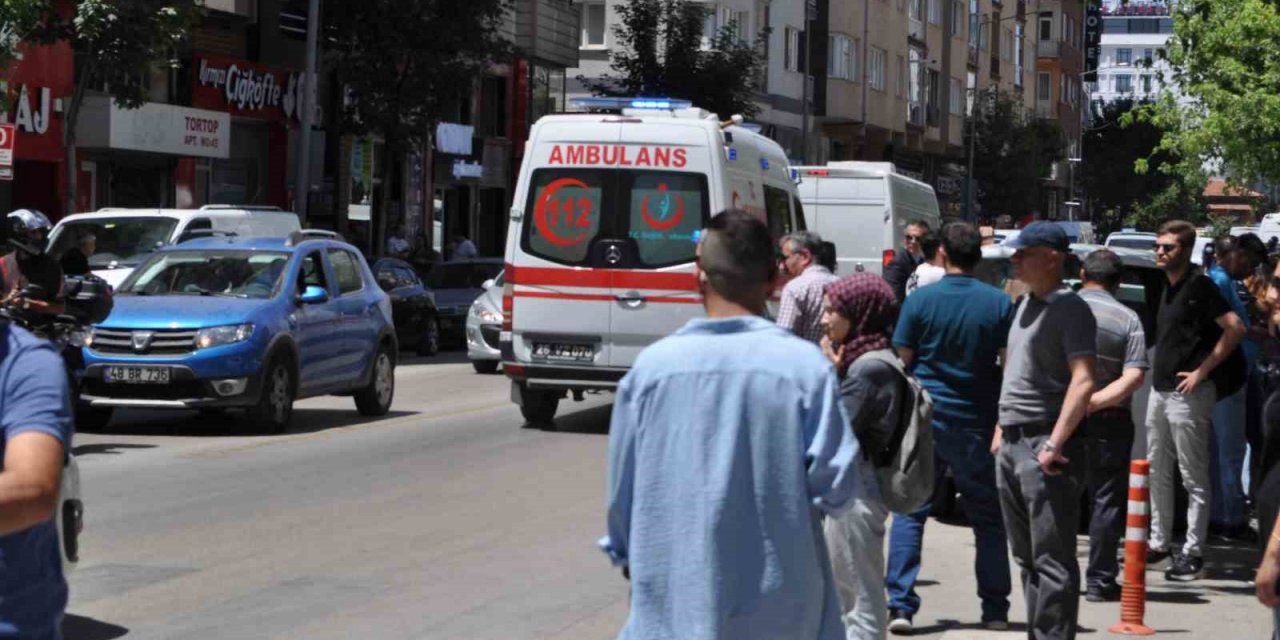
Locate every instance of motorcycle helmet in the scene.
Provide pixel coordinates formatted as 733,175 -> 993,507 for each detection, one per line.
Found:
7,209 -> 53,256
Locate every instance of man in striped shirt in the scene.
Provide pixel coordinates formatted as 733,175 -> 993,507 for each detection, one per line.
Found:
777,231 -> 840,343
1076,249 -> 1149,602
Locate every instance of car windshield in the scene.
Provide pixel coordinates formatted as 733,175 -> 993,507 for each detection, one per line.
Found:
426,262 -> 502,289
1109,237 -> 1155,250
120,250 -> 290,299
49,217 -> 180,268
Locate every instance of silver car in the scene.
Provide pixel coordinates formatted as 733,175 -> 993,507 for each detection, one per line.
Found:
466,271 -> 503,374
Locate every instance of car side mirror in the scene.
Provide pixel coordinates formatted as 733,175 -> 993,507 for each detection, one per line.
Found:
298,285 -> 330,305
377,275 -> 396,292
481,278 -> 495,289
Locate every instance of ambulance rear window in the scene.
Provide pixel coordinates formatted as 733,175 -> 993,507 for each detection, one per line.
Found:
524,170 -> 607,265
625,171 -> 708,268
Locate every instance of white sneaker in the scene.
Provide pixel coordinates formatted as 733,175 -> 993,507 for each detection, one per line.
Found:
887,610 -> 913,635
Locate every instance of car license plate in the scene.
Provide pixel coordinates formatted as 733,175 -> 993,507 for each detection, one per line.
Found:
532,342 -> 594,362
104,366 -> 171,384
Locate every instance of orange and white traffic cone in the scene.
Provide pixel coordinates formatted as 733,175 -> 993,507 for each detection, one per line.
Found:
1110,459 -> 1155,636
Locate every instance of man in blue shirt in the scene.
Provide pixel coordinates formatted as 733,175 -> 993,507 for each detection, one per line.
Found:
600,210 -> 861,640
885,222 -> 1013,634
0,320 -> 74,639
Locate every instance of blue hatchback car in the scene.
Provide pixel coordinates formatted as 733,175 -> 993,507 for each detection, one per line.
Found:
79,233 -> 397,432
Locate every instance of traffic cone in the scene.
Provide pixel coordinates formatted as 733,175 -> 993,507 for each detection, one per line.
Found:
1110,459 -> 1156,636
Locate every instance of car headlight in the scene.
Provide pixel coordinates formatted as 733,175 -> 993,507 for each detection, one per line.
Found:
469,301 -> 502,324
196,324 -> 254,350
67,329 -> 89,348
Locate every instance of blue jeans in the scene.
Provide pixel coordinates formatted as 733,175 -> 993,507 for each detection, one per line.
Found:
1210,387 -> 1248,528
885,422 -> 1012,621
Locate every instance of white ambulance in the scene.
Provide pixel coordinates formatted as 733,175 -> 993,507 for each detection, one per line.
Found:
501,98 -> 806,425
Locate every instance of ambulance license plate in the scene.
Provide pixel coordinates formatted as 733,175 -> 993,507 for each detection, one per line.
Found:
532,342 -> 594,362
104,366 -> 171,384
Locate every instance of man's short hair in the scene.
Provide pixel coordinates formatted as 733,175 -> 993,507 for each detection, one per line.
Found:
1083,249 -> 1124,289
906,220 -> 932,233
1157,219 -> 1198,249
782,230 -> 824,257
817,240 -> 837,272
939,222 -> 982,269
919,229 -> 941,261
1237,232 -> 1268,264
701,210 -> 776,305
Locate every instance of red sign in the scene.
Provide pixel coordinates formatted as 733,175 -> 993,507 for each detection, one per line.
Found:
547,144 -> 688,168
191,54 -> 304,123
0,124 -> 14,166
640,183 -> 686,231
1,41 -> 74,163
533,178 -> 598,247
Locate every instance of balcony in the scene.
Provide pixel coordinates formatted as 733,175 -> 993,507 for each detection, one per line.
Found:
1038,40 -> 1062,58
908,102 -> 925,127
909,18 -> 927,43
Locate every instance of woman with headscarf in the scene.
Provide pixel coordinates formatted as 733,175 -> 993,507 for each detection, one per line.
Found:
819,273 -> 905,640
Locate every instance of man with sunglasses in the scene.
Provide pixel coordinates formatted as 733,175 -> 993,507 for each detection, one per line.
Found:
777,231 -> 840,343
884,222 -> 931,303
1147,220 -> 1247,581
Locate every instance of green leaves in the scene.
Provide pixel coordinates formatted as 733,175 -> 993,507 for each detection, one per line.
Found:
582,0 -> 768,119
967,89 -> 1064,218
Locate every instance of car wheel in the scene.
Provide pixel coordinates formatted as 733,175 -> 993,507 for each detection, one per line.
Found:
472,360 -> 499,375
355,345 -> 395,416
75,405 -> 113,432
518,385 -> 559,427
247,358 -> 294,434
417,315 -> 441,357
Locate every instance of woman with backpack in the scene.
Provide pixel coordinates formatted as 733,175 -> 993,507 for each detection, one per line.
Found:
820,273 -> 909,639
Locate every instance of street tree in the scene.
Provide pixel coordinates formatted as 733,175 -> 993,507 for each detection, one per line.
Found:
967,90 -> 1064,220
581,0 -> 769,119
1081,98 -> 1200,232
0,0 -> 46,77
1146,0 -> 1280,193
328,0 -> 510,256
26,0 -> 198,215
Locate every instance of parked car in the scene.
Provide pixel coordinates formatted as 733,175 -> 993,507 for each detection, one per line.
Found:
1105,230 -> 1157,251
424,258 -> 503,342
46,205 -> 302,288
78,232 -> 397,433
466,271 -> 503,374
372,257 -> 441,357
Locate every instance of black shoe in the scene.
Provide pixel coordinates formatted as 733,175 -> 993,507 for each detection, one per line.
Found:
887,610 -> 913,635
1085,583 -> 1122,602
1165,554 -> 1204,582
1146,548 -> 1171,565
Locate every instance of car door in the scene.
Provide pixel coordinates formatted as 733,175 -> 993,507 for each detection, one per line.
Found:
328,248 -> 379,384
292,250 -> 342,394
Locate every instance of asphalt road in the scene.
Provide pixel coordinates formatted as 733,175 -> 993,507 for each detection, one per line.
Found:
62,352 -> 1271,639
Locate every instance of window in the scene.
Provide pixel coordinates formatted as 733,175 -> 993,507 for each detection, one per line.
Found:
951,0 -> 963,36
784,27 -> 802,72
1143,48 -> 1153,65
910,0 -> 924,23
756,1 -> 770,89
299,252 -> 327,291
1014,21 -> 1025,87
896,55 -> 907,97
829,34 -> 856,81
1002,28 -> 1013,62
870,47 -> 887,91
1039,15 -> 1052,41
328,250 -> 365,295
1060,73 -> 1067,103
928,0 -> 941,24
1037,72 -> 1051,101
1141,75 -> 1153,93
926,69 -> 940,126
1117,48 -> 1132,65
763,185 -> 794,240
1116,74 -> 1132,93
581,2 -> 606,48
949,77 -> 963,115
908,48 -> 925,125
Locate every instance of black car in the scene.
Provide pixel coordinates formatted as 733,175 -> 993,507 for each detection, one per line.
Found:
424,258 -> 504,341
373,257 -> 441,356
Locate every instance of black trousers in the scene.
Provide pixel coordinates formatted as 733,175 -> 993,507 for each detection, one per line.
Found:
1081,410 -> 1135,590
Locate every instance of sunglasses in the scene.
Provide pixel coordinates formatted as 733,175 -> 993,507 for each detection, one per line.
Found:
1155,243 -> 1179,253
904,234 -> 923,242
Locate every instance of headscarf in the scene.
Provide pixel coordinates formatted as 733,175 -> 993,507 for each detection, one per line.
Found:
825,273 -> 900,374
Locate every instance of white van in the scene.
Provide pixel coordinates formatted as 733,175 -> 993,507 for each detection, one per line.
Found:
501,98 -> 806,425
47,205 -> 301,287
1259,214 -> 1280,244
793,162 -> 941,275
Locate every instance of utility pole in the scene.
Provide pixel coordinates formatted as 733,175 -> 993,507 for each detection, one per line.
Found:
294,0 -> 322,225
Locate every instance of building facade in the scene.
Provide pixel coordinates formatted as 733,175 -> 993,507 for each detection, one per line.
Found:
1033,0 -> 1085,219
1089,1 -> 1174,105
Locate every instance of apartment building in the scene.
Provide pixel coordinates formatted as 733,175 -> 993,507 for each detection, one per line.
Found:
1033,0 -> 1085,218
1090,1 -> 1174,105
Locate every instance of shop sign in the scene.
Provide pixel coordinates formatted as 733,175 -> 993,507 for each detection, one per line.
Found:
0,124 -> 14,169
192,55 -> 305,124
79,98 -> 231,159
452,160 -> 483,179
436,123 -> 474,155
0,84 -> 55,136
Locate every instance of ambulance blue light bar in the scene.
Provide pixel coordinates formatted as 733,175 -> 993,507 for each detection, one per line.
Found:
570,97 -> 694,111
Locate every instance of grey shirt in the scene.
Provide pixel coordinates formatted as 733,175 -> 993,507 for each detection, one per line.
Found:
842,354 -> 905,465
1078,288 -> 1148,390
999,286 -> 1097,426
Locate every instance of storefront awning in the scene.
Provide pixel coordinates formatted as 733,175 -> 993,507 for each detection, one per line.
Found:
76,97 -> 231,160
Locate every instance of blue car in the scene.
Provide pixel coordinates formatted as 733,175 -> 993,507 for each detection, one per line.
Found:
78,233 -> 398,432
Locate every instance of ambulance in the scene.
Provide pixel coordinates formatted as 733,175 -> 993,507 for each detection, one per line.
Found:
501,98 -> 806,426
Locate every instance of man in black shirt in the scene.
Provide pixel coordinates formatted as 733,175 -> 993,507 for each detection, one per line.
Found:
883,221 -> 929,302
1147,219 -> 1247,581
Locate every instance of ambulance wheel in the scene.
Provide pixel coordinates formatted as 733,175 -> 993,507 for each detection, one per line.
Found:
519,388 -> 559,427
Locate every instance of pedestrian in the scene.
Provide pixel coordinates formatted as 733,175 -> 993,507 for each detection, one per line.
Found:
600,210 -> 862,640
451,234 -> 478,261
1076,249 -> 1149,602
883,222 -> 929,303
995,221 -> 1097,640
904,229 -> 944,298
777,230 -> 840,343
819,273 -> 903,640
1147,220 -> 1247,581
386,226 -> 411,259
0,312 -> 75,637
1252,257 -> 1280,637
885,221 -> 1013,635
1207,234 -> 1264,542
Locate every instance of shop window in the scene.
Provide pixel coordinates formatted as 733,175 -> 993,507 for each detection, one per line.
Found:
480,76 -> 507,138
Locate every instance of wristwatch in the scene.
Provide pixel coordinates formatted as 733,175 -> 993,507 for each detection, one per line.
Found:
1040,441 -> 1059,455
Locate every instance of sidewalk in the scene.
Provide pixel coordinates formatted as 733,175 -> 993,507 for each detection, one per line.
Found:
908,516 -> 1270,638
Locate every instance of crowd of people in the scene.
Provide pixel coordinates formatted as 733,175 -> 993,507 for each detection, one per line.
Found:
601,211 -> 1280,640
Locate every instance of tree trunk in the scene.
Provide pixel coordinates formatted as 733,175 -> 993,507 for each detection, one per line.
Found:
375,138 -> 397,259
63,73 -> 88,216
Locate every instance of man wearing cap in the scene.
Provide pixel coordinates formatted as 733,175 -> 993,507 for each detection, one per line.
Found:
995,222 -> 1097,640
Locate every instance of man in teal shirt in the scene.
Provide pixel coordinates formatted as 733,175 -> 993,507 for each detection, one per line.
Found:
600,211 -> 861,640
